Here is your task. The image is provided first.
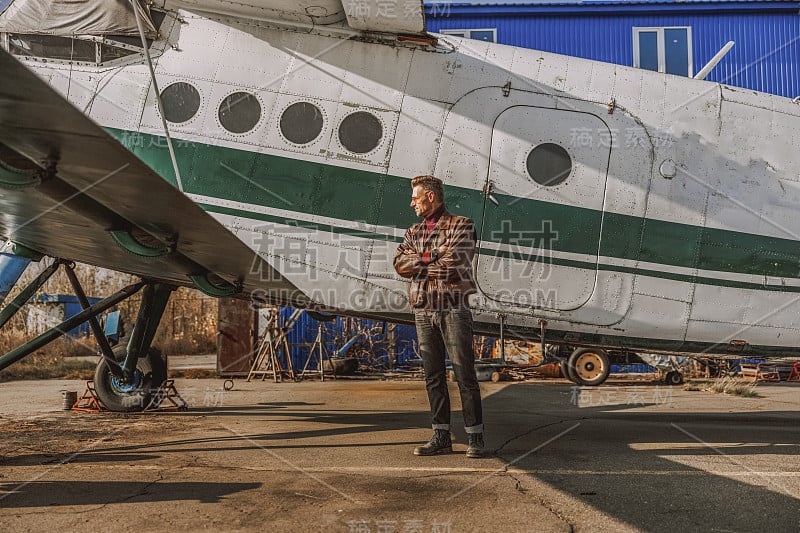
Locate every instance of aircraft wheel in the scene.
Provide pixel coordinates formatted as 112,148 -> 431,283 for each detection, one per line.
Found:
94,346 -> 167,412
665,371 -> 684,386
568,348 -> 610,386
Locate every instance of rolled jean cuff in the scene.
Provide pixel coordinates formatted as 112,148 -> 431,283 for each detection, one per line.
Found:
465,424 -> 483,434
432,424 -> 450,430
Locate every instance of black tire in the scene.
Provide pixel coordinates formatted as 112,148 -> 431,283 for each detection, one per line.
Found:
568,348 -> 611,386
560,360 -> 578,383
94,345 -> 167,412
324,357 -> 358,375
665,370 -> 684,386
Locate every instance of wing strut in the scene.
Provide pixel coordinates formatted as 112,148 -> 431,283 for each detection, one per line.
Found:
0,250 -> 182,412
129,0 -> 184,192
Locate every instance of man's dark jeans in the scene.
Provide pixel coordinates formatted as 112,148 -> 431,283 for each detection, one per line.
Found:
414,306 -> 483,433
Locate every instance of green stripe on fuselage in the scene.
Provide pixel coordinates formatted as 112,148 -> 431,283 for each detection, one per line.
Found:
194,202 -> 800,293
107,128 -> 800,284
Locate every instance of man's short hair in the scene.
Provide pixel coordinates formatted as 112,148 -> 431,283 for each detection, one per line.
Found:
411,175 -> 444,202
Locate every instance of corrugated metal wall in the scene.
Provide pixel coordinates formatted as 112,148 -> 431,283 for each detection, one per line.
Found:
278,308 -> 421,371
428,12 -> 800,98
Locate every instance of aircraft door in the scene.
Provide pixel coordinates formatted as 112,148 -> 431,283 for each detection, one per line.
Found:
478,106 -> 611,311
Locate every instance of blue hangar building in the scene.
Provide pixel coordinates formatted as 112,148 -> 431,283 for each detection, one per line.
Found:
424,1 -> 800,98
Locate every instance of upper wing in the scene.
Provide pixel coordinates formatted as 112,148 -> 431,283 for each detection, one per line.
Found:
341,0 -> 425,34
0,48 -> 306,305
161,0 -> 426,35
0,0 -> 157,37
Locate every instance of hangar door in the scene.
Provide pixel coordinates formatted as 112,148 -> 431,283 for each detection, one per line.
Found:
477,106 -> 611,311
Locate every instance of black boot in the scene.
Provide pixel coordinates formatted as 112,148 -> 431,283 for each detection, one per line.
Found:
466,433 -> 489,458
414,429 -> 452,456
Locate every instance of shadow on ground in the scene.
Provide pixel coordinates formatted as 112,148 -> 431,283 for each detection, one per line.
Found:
1,381 -> 798,530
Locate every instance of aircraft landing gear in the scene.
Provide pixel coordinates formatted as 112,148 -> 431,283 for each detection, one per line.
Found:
92,283 -> 173,412
0,251 -> 175,412
566,348 -> 611,386
94,344 -> 167,412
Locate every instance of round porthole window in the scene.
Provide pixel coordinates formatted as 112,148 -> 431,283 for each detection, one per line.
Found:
280,102 -> 324,145
219,92 -> 261,134
160,82 -> 200,124
338,111 -> 382,154
526,143 -> 572,186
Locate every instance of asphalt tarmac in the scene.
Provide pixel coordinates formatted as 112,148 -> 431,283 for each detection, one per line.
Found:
0,377 -> 798,532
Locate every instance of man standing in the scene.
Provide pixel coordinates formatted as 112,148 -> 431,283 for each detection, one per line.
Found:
393,175 -> 487,458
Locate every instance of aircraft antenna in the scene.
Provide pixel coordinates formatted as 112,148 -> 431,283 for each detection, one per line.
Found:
129,0 -> 185,192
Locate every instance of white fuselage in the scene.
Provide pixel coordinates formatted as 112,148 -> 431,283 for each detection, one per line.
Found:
15,9 -> 800,354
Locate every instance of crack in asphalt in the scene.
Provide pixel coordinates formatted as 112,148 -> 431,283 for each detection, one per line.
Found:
66,471 -> 167,516
504,471 -> 577,532
493,418 -> 577,457
117,472 -> 165,505
489,420 -> 582,532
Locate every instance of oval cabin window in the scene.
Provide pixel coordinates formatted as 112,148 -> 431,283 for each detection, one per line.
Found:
219,92 -> 261,134
338,111 -> 382,154
280,102 -> 324,145
526,143 -> 572,187
160,82 -> 201,124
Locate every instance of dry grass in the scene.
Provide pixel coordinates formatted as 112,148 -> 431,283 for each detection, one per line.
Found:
170,368 -> 218,379
0,351 -> 96,381
698,376 -> 761,398
155,331 -> 216,356
0,330 -> 97,358
0,330 -> 99,381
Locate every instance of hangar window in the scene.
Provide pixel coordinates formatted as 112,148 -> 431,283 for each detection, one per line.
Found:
219,92 -> 261,134
440,29 -> 496,43
160,82 -> 201,123
280,102 -> 324,145
526,143 -> 572,187
633,27 -> 692,77
338,111 -> 382,154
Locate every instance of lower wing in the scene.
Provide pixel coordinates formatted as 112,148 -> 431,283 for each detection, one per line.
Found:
0,49 -> 306,305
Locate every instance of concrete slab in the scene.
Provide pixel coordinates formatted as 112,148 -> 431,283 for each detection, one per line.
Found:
0,378 -> 798,532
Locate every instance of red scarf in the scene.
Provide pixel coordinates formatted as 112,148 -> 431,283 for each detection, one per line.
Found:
423,205 -> 445,239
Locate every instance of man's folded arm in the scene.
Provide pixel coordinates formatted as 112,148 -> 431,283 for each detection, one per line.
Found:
426,218 -> 477,280
393,230 -> 425,278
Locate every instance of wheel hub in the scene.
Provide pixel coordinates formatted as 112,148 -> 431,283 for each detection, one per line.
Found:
576,354 -> 604,381
110,369 -> 142,394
